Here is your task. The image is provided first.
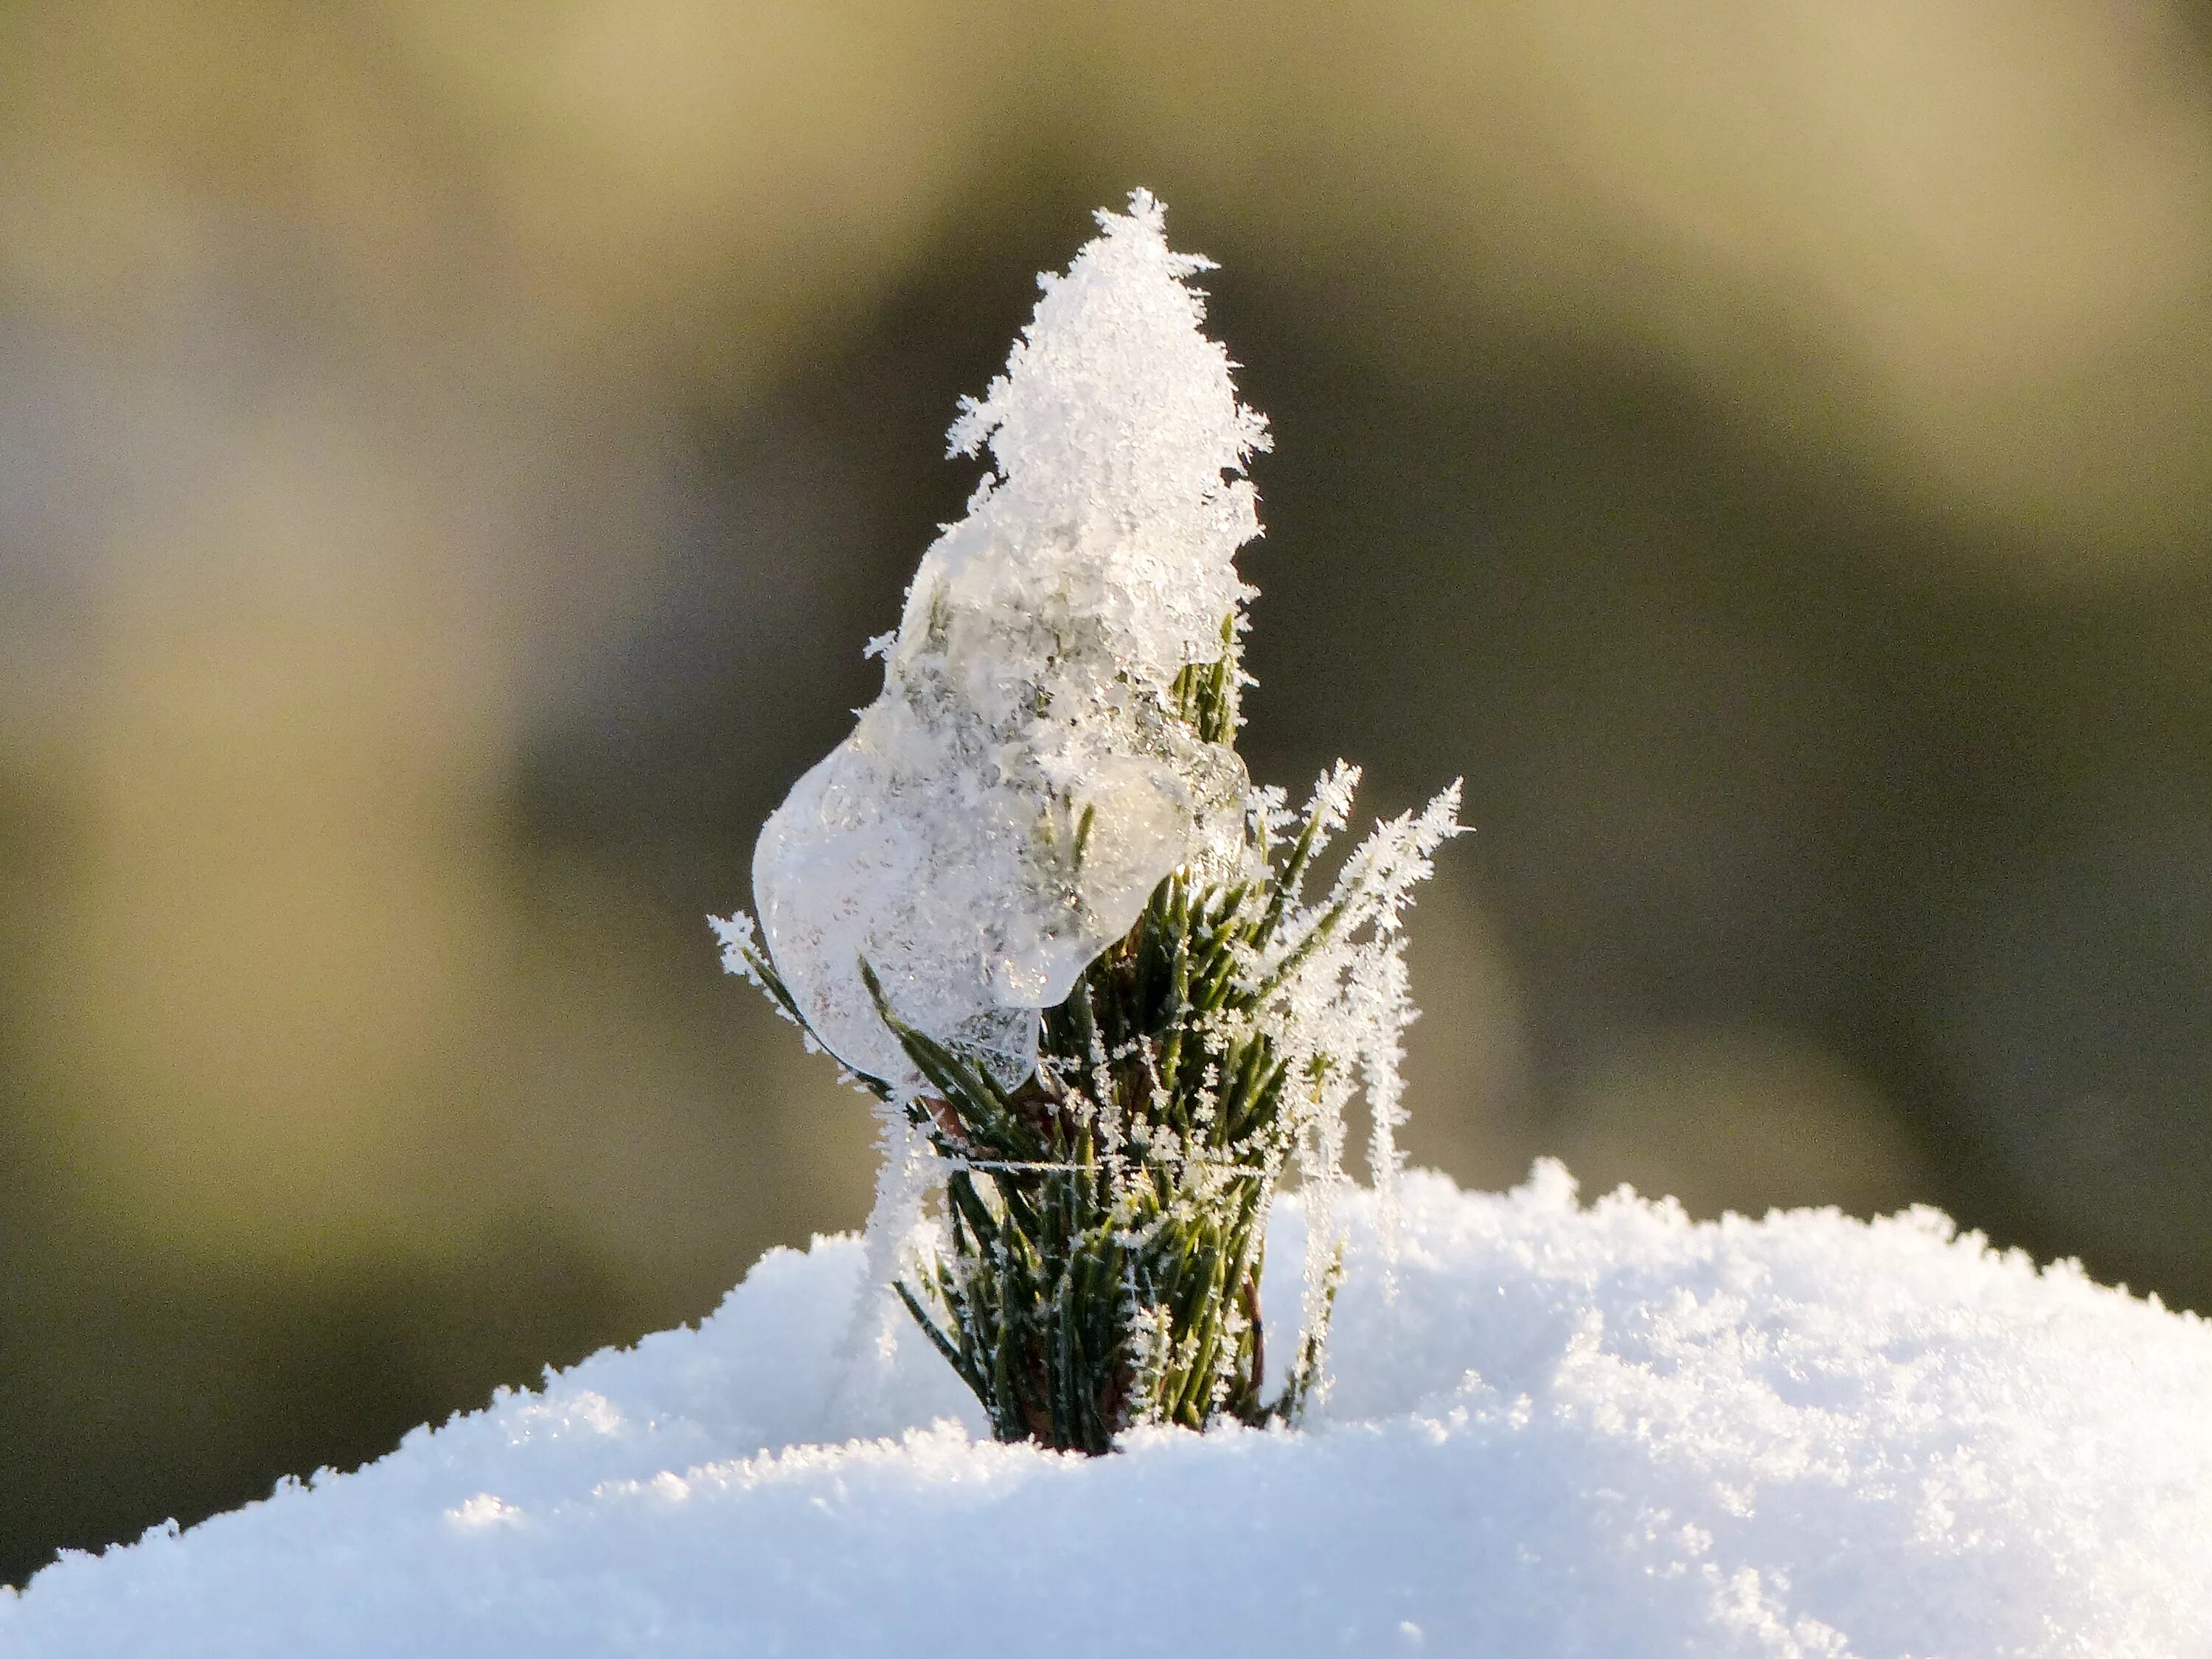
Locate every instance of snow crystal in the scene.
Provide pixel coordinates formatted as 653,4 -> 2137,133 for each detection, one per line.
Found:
10,1166 -> 2208,1657
744,190 -> 1269,1091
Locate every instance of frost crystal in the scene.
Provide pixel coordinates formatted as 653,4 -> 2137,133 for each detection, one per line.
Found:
748,189 -> 1270,1090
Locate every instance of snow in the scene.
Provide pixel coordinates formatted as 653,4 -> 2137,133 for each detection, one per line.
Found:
9,1165 -> 2208,1658
740,190 -> 1269,1091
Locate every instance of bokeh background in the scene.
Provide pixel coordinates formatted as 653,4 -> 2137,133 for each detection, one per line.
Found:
6,0 -> 2212,1587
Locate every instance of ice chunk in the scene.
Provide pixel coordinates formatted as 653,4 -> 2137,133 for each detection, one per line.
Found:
751,192 -> 1268,1089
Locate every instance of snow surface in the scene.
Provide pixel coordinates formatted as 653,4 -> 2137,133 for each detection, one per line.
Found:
741,191 -> 1268,1091
9,1165 -> 2208,1658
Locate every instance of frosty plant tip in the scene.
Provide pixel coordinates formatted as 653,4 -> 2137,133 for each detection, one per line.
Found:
712,191 -> 1462,1453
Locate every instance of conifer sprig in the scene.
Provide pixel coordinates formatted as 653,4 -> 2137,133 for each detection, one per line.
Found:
728,628 -> 1454,1453
717,195 -> 1460,1454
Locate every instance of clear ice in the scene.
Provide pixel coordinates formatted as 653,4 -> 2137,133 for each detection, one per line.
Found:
749,191 -> 1270,1090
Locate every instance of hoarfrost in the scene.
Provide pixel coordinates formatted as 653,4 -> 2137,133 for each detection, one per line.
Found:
745,189 -> 1269,1091
1245,773 -> 1464,1367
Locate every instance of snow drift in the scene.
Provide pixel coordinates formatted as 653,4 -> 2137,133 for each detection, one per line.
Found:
7,1164 -> 2208,1657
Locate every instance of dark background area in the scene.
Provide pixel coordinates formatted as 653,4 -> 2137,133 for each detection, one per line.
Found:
5,0 -> 2211,1589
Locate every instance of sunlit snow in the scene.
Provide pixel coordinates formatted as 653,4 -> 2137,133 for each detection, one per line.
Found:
7,1168 -> 2208,1658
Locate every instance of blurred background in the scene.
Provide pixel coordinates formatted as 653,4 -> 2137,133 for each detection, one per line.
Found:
5,0 -> 2212,1586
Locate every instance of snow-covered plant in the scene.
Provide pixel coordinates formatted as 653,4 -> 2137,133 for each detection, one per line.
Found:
714,192 -> 1460,1452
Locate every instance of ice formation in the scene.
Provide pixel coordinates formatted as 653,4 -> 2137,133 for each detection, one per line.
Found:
740,190 -> 1269,1091
10,1169 -> 2209,1657
723,195 -> 1461,1425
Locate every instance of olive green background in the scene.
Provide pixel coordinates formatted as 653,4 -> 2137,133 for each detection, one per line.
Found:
5,1 -> 2211,1587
